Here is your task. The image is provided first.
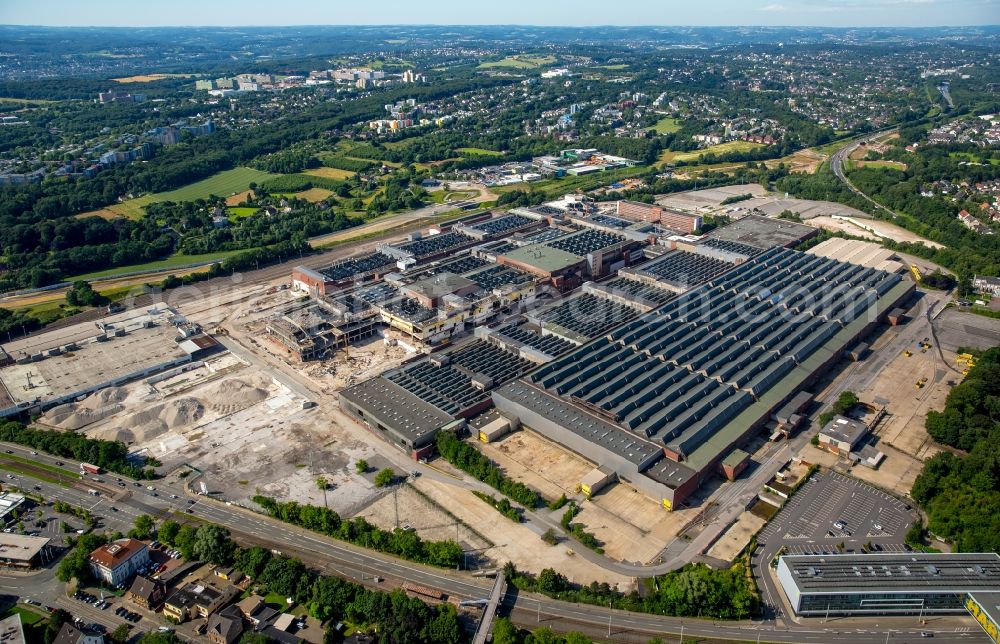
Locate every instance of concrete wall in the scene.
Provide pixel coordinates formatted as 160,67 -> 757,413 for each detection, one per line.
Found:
776,558 -> 802,613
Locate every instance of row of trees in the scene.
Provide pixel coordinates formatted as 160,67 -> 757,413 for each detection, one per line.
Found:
150,520 -> 463,644
251,494 -> 463,568
504,560 -> 758,619
910,346 -> 1000,553
924,346 -> 999,450
435,430 -> 542,508
0,421 -> 157,479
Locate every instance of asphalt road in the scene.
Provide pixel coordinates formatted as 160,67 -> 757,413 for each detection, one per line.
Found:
829,129 -> 900,218
1,443 -> 986,643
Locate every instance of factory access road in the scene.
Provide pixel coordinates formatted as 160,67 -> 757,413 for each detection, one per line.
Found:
1,449 -> 984,644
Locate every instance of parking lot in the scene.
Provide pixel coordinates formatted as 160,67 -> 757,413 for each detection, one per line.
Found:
758,471 -> 916,550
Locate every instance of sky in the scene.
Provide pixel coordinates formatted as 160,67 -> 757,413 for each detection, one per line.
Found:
0,0 -> 996,28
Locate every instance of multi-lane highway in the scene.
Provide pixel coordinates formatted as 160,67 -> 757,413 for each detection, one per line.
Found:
0,443 -> 986,643
829,129 -> 900,218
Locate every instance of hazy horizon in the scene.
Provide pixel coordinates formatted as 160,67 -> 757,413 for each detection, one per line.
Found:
1,0 -> 997,29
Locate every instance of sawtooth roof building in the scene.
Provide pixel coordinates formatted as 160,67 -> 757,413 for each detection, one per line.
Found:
493,247 -> 913,509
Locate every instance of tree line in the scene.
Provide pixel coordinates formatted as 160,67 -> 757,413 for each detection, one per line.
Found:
503,559 -> 758,619
252,494 -> 463,568
910,346 -> 1000,552
435,431 -> 543,508
0,421 -> 157,480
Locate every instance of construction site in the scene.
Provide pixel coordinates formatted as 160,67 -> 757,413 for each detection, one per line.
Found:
0,188 -> 972,583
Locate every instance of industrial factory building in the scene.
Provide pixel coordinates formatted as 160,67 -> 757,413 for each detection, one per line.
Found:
493,247 -> 913,509
340,321 -> 575,458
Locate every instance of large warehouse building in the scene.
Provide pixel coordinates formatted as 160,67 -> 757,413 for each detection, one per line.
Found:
776,553 -> 1000,617
339,320 -> 576,458
493,247 -> 913,509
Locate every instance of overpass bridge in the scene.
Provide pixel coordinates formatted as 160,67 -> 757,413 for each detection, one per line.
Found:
471,571 -> 506,644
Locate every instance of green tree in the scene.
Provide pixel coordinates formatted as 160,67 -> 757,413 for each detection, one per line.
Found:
374,468 -> 395,488
130,514 -> 155,540
426,604 -> 463,644
192,524 -> 235,565
316,476 -> 328,491
174,524 -> 198,560
158,519 -> 180,545
493,617 -> 524,644
355,459 -> 368,474
235,546 -> 272,579
110,624 -> 131,644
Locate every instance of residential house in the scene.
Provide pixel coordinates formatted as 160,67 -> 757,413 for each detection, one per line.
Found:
50,623 -> 105,644
206,605 -> 245,644
163,579 -> 237,623
126,575 -> 166,610
237,595 -> 279,631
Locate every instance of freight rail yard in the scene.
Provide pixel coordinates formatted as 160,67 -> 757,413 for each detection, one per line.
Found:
2,185 -> 993,599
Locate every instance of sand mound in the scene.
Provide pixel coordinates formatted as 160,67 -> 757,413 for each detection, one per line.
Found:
40,385 -> 136,430
94,387 -> 129,405
115,397 -> 206,443
161,398 -> 205,428
203,377 -> 269,413
44,402 -> 125,431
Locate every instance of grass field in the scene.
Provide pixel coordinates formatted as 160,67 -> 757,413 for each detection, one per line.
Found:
0,453 -> 81,479
77,168 -> 278,220
649,117 -> 682,134
70,249 -> 243,281
0,454 -> 78,487
457,147 -> 503,157
4,607 -> 47,626
14,300 -> 82,323
478,54 -> 557,69
305,167 -> 356,180
949,151 -> 1000,165
597,64 -> 629,70
856,160 -> 908,171
227,207 -> 258,218
658,141 -> 764,165
0,97 -> 54,104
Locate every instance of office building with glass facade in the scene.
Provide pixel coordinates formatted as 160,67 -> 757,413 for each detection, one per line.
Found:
777,553 -> 1000,617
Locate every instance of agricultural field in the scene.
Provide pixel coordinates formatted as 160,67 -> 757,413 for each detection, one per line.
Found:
649,116 -> 682,134
658,140 -> 764,165
285,188 -> 336,203
111,73 -> 195,83
478,54 -> 557,69
76,167 -> 278,220
305,167 -> 356,180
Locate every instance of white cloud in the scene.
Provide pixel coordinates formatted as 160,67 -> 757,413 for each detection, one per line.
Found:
760,3 -> 787,10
